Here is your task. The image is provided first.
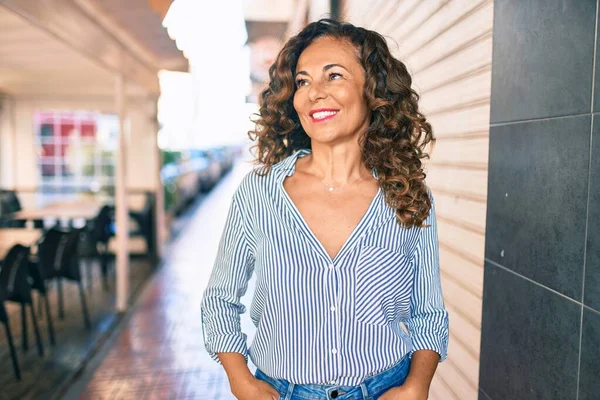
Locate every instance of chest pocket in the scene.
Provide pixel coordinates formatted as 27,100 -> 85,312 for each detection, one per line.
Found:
354,245 -> 414,326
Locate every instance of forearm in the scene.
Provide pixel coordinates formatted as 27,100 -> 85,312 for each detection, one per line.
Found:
404,350 -> 440,392
218,352 -> 255,388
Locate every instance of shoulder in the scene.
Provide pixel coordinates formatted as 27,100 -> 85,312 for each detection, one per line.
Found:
235,166 -> 277,193
231,164 -> 282,207
233,150 -> 306,202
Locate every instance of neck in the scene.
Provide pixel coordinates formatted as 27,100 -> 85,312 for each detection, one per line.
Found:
306,143 -> 371,185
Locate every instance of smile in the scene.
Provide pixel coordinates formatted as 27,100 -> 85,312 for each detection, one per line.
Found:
310,109 -> 339,122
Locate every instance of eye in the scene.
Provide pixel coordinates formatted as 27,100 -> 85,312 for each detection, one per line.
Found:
296,78 -> 309,87
328,72 -> 343,80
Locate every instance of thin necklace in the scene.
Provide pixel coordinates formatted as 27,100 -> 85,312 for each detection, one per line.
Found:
319,175 -> 365,193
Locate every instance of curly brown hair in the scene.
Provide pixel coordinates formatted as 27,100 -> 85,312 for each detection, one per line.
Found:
248,19 -> 435,228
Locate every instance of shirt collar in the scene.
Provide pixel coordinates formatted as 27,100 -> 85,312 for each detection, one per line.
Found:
272,148 -> 312,176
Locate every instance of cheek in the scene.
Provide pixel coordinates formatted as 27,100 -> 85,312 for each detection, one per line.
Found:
336,86 -> 367,116
350,86 -> 369,117
293,92 -> 305,117
292,93 -> 299,114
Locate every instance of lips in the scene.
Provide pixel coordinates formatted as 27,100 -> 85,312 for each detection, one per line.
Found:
309,108 -> 339,122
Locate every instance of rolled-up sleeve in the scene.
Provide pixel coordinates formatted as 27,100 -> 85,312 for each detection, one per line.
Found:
201,193 -> 254,364
405,194 -> 450,362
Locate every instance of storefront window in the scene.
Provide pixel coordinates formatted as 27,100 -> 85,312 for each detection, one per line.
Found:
34,111 -> 118,190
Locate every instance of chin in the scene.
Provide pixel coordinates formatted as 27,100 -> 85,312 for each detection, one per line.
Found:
307,130 -> 343,144
309,127 -> 357,144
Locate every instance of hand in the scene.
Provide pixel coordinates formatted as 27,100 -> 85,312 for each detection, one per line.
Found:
378,381 -> 429,400
230,376 -> 281,400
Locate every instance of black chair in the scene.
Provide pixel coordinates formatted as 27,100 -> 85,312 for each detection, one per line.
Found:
107,194 -> 156,260
28,256 -> 56,346
0,190 -> 43,229
79,205 -> 113,291
0,190 -> 25,228
34,227 -> 91,329
128,193 -> 156,260
0,292 -> 20,380
1,245 -> 45,380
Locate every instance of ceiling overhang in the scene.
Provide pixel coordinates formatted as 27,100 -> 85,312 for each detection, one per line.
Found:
0,0 -> 187,100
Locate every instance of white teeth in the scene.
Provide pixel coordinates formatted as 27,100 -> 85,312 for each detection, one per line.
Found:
312,111 -> 338,120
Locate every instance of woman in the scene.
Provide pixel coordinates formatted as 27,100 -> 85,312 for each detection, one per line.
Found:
201,19 -> 449,400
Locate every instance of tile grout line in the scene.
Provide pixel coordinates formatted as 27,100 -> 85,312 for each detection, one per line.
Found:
584,304 -> 600,316
479,387 -> 493,400
485,258 -> 583,306
576,2 -> 599,398
490,112 -> 591,127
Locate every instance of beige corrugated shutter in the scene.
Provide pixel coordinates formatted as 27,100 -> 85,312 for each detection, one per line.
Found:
342,1 -> 493,399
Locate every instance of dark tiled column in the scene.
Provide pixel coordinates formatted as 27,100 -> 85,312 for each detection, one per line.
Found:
585,116 -> 600,310
480,0 -> 600,399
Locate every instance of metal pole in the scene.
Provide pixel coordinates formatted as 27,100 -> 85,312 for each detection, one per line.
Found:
115,73 -> 129,312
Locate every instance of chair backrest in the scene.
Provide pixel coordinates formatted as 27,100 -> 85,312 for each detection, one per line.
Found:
139,193 -> 154,228
90,205 -> 113,244
0,245 -> 33,304
38,227 -> 82,280
60,228 -> 82,281
143,192 -> 154,213
0,191 -> 25,228
38,228 -> 63,274
0,191 -> 22,214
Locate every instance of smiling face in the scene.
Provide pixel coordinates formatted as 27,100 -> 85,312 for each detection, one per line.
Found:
293,36 -> 370,145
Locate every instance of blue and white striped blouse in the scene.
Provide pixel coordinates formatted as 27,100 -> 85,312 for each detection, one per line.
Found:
201,149 -> 449,386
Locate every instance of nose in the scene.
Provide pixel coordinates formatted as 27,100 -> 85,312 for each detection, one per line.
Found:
308,81 -> 327,103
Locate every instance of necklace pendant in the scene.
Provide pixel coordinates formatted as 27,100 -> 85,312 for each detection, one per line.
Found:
328,187 -> 334,192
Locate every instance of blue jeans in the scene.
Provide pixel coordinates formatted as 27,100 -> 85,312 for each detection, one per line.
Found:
254,355 -> 411,400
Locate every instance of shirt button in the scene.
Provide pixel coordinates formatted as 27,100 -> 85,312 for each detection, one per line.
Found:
329,264 -> 334,270
331,348 -> 338,354
330,306 -> 336,312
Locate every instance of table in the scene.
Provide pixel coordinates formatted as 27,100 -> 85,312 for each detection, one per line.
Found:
0,228 -> 42,260
7,199 -> 103,222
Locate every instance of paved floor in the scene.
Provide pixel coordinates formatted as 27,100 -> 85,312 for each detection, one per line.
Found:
0,257 -> 154,400
74,160 -> 257,399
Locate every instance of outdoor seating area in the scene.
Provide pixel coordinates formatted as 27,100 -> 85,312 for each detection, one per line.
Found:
0,189 -> 159,390
0,248 -> 154,399
0,0 -> 253,398
0,153 -> 238,398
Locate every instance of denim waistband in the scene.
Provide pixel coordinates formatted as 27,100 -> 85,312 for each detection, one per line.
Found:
254,355 -> 411,400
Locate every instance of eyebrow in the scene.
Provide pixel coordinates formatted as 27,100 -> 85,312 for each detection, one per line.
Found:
295,63 -> 350,77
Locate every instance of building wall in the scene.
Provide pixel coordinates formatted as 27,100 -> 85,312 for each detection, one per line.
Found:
0,96 -> 17,188
341,2 -> 494,399
13,101 -> 37,191
480,1 -> 600,399
1,97 -> 159,192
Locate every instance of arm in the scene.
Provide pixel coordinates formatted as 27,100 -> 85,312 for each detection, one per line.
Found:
201,193 -> 254,365
402,194 -> 449,394
201,193 -> 280,399
380,351 -> 440,400
218,352 -> 256,391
